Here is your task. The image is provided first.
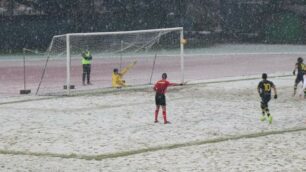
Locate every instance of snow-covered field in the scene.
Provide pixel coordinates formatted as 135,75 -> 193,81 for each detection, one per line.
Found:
0,74 -> 305,172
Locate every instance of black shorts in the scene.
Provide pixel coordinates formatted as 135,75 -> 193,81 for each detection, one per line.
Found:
261,94 -> 271,107
155,93 -> 166,106
295,74 -> 304,84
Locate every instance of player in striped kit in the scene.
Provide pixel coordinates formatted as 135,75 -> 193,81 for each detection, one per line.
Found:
293,57 -> 305,96
257,73 -> 277,124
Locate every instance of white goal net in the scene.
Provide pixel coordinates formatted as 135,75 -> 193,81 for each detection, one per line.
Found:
35,27 -> 185,95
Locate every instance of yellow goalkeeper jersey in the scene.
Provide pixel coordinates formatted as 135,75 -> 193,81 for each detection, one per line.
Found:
112,72 -> 125,88
112,61 -> 137,88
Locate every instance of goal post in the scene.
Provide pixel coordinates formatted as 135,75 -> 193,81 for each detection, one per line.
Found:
180,29 -> 185,83
37,27 -> 185,95
66,34 -> 71,95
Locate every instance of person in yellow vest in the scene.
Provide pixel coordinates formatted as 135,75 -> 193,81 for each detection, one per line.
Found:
82,50 -> 92,85
112,61 -> 137,88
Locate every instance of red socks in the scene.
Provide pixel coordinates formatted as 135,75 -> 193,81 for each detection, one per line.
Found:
163,111 -> 167,123
155,110 -> 168,124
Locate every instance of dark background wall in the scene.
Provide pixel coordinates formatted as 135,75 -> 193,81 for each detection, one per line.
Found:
0,0 -> 305,53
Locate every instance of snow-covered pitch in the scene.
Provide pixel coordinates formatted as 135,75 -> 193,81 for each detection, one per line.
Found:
0,74 -> 305,171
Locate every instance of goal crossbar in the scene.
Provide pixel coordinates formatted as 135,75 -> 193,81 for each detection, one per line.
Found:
64,27 -> 183,37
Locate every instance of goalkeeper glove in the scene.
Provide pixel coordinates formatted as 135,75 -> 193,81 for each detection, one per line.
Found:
274,94 -> 277,99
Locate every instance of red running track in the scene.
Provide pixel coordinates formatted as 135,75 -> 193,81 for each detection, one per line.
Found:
0,53 -> 301,97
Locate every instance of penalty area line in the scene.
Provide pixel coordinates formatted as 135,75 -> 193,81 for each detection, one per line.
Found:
186,74 -> 292,86
0,126 -> 306,161
0,74 -> 292,106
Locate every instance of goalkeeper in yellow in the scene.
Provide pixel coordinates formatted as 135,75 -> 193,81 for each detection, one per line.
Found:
112,61 -> 137,88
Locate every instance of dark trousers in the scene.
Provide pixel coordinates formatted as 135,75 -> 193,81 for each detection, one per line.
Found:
82,64 -> 91,84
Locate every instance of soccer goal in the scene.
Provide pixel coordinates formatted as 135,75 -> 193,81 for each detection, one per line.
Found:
35,27 -> 185,95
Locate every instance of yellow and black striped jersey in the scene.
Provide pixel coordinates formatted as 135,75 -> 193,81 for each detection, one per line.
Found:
296,62 -> 306,75
258,80 -> 275,95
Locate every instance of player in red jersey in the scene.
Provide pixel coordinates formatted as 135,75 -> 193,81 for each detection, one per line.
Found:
153,73 -> 183,124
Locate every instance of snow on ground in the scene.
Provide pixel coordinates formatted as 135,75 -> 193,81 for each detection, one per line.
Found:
0,75 -> 305,172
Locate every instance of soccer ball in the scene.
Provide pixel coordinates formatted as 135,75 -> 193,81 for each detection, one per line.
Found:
180,38 -> 187,45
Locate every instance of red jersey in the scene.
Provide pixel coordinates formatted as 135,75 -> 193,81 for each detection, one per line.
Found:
154,79 -> 176,94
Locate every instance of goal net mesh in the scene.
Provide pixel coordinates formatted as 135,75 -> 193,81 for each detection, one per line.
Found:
36,28 -> 183,95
